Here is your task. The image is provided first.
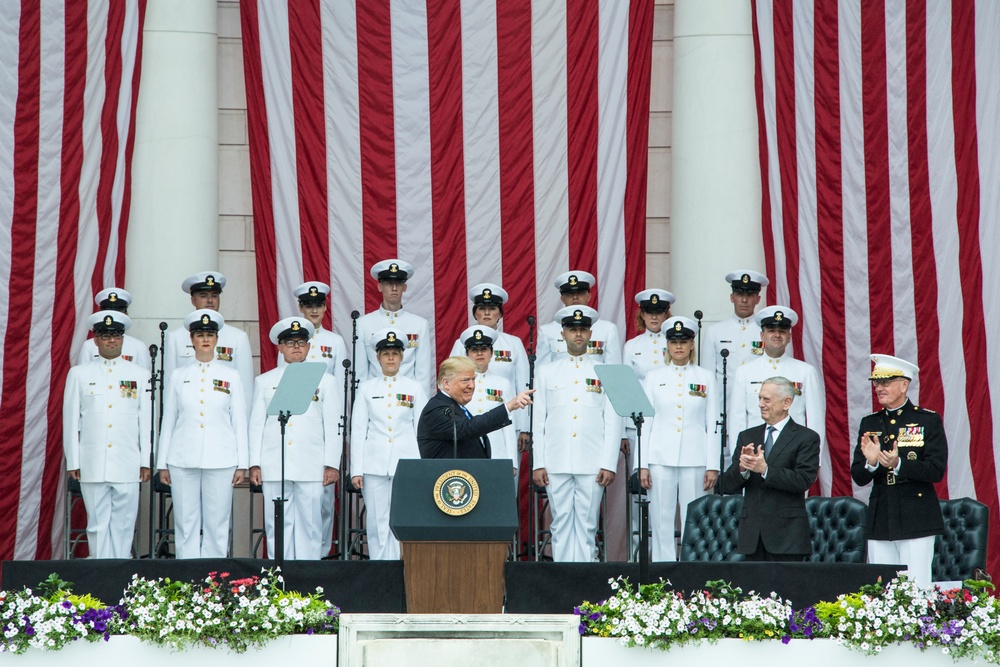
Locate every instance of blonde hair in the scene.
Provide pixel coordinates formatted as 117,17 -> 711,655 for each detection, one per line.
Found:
437,356 -> 477,388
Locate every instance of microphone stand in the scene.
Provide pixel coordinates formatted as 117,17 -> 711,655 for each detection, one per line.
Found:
157,322 -> 167,429
338,358 -> 351,560
154,324 -> 168,557
632,411 -> 649,586
274,409 -> 290,576
525,315 -> 537,560
349,310 -> 360,408
714,349 -> 729,495
145,344 -> 158,558
694,310 -> 704,364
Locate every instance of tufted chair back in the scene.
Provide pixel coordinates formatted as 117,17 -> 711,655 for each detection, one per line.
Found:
679,494 -> 745,561
933,498 -> 989,582
805,496 -> 867,563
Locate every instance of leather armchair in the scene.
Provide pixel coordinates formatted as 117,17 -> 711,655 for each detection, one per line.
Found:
805,496 -> 867,563
679,494 -> 745,561
933,497 -> 989,582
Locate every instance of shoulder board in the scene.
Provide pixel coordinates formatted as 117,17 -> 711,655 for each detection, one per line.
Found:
912,404 -> 939,415
864,410 -> 881,418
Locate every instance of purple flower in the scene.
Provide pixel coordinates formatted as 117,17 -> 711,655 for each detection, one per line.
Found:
781,635 -> 791,644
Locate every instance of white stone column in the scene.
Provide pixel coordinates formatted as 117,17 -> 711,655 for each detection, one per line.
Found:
128,0 -> 218,343
669,0 -> 763,322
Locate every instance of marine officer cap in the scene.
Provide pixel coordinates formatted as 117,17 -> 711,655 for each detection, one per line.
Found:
869,354 -> 918,381
184,309 -> 224,333
553,270 -> 596,294
664,316 -> 697,341
88,310 -> 131,334
469,283 -> 508,306
634,288 -> 675,313
94,287 -> 132,312
755,305 -> 798,329
370,259 -> 414,282
555,305 -> 598,328
372,327 -> 406,352
725,270 -> 769,294
460,325 -> 498,350
181,272 -> 226,294
269,316 -> 315,345
294,281 -> 331,306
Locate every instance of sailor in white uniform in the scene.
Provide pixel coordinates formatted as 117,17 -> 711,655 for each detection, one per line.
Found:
63,311 -> 151,558
157,309 -> 248,559
532,306 -> 621,562
536,271 -> 622,367
249,316 -> 342,560
350,328 -> 427,560
76,288 -> 151,370
459,325 -> 518,471
163,272 -> 254,410
354,259 -> 433,391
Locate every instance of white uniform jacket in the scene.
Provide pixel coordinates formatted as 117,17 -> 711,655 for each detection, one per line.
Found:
623,329 -> 669,382
449,329 -> 530,430
700,315 -> 762,387
63,358 -> 152,482
277,326 -> 348,389
728,353 -> 826,453
78,334 -> 151,370
156,360 -> 249,470
466,369 -> 519,469
351,374 -> 427,477
164,324 -> 254,410
536,318 -> 622,367
532,355 -> 622,475
355,306 -> 432,391
248,366 -> 344,481
641,363 -> 720,470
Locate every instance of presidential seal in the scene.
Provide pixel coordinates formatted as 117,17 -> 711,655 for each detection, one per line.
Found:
433,469 -> 480,516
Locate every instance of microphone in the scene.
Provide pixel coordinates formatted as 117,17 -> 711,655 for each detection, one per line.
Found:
720,348 -> 729,358
526,315 -> 535,326
149,344 -> 158,357
351,310 -> 360,320
694,310 -> 703,321
159,321 -> 168,331
342,359 -> 351,369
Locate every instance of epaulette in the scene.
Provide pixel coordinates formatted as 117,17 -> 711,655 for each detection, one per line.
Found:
912,404 -> 938,415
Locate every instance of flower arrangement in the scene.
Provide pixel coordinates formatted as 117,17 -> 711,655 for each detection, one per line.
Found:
0,568 -> 339,654
577,575 -> 1000,663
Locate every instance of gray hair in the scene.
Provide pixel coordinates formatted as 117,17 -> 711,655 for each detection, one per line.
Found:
762,376 -> 796,402
437,356 -> 477,388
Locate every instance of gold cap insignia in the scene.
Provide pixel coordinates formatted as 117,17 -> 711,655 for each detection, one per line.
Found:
201,314 -> 210,325
569,275 -> 578,286
389,263 -> 399,273
387,332 -> 396,342
674,321 -> 682,331
104,315 -> 113,326
308,286 -> 319,297
474,330 -> 483,340
775,311 -> 784,321
109,292 -> 118,302
651,294 -> 658,304
291,321 -> 301,331
483,289 -> 491,299
573,309 -> 583,321
742,274 -> 750,283
205,275 -> 215,286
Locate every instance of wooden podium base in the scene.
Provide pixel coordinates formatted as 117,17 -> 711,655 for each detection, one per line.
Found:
400,541 -> 508,613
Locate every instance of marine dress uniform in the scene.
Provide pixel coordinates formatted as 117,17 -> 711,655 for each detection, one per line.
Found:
851,355 -> 946,588
250,317 -> 343,560
77,288 -> 151,370
640,318 -> 720,562
350,328 -> 427,560
63,311 -> 151,558
157,310 -> 249,559
536,271 -> 622,366
533,307 -> 621,562
354,260 -> 432,390
459,325 -> 519,470
163,272 -> 254,410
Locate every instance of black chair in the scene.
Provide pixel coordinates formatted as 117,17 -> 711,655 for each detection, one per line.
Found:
679,494 -> 745,561
933,497 -> 989,582
806,496 -> 867,563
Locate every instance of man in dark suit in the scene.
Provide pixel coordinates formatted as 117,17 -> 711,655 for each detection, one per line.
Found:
720,376 -> 820,561
851,354 -> 945,588
418,356 -> 533,459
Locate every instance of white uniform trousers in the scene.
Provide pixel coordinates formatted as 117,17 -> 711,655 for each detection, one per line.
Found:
647,465 -> 705,562
79,481 -> 139,559
546,473 -> 603,563
362,475 -> 398,560
868,535 -> 936,588
262,480 -> 324,560
169,466 -> 234,559
320,482 -> 336,557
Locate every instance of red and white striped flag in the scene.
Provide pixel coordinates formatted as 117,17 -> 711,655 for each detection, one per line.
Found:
752,0 -> 1000,576
0,0 -> 146,560
240,0 -> 652,373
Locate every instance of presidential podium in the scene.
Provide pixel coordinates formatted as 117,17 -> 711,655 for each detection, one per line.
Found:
390,459 -> 517,613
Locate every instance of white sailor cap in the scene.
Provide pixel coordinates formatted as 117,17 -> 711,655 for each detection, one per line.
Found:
553,270 -> 596,293
372,327 -> 406,352
725,270 -> 769,293
184,309 -> 224,332
755,305 -> 798,329
370,259 -> 414,282
269,316 -> 315,344
869,354 -> 918,381
88,310 -> 131,333
634,288 -> 675,312
294,281 -> 331,304
555,305 -> 598,327
664,316 -> 697,340
94,287 -> 132,311
181,272 -> 226,294
459,325 -> 498,349
469,283 -> 508,306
